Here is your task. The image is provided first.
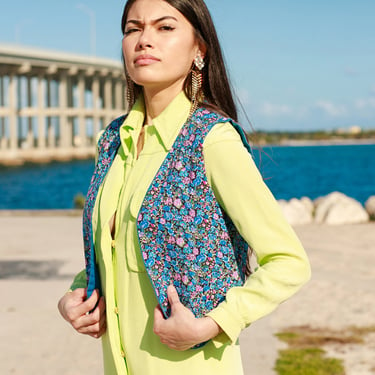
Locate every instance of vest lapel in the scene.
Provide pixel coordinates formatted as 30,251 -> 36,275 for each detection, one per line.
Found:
83,115 -> 125,298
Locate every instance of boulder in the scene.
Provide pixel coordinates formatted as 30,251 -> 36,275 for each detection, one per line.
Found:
314,192 -> 369,225
279,198 -> 313,226
300,196 -> 314,215
365,196 -> 375,219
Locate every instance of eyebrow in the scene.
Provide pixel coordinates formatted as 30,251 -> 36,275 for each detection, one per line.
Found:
126,16 -> 178,26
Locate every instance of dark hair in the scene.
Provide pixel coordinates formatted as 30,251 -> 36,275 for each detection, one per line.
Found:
121,0 -> 238,121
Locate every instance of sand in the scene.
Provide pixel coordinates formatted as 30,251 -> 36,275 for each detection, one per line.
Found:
0,212 -> 374,375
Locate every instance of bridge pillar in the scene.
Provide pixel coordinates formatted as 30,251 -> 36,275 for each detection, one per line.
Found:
59,73 -> 71,148
77,73 -> 86,147
8,74 -> 18,151
37,75 -> 46,149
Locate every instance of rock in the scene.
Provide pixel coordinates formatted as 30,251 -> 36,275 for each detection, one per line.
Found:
365,196 -> 375,219
314,192 -> 369,225
300,196 -> 314,215
279,198 -> 313,225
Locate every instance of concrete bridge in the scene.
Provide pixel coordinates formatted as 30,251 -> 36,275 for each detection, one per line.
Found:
0,44 -> 127,165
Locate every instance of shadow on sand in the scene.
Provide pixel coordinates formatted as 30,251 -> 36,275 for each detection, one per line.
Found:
0,260 -> 75,280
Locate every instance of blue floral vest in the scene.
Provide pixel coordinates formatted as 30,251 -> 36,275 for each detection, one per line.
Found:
83,108 -> 252,319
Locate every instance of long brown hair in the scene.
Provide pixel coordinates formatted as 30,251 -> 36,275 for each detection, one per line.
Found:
121,0 -> 238,121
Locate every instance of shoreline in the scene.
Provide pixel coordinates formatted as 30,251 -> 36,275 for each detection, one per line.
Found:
263,138 -> 375,147
1,139 -> 375,166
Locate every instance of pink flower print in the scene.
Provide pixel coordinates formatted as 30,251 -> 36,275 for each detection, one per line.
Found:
189,209 -> 196,218
173,198 -> 182,209
182,216 -> 191,223
232,271 -> 239,279
193,248 -> 199,255
182,177 -> 191,184
182,275 -> 189,285
142,252 -> 148,260
176,238 -> 185,248
175,161 -> 183,171
189,171 -> 196,179
165,197 -> 173,205
217,251 -> 223,258
160,218 -> 166,225
167,236 -> 176,244
187,254 -> 196,261
213,213 -> 219,220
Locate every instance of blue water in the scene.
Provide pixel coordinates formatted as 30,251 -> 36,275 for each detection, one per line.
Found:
0,144 -> 374,209
254,144 -> 375,205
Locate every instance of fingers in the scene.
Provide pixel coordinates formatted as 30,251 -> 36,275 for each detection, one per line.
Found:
72,296 -> 107,337
75,289 -> 101,317
153,305 -> 165,335
167,284 -> 181,308
59,289 -> 107,338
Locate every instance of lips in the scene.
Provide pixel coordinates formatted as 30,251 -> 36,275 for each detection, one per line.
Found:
134,54 -> 160,66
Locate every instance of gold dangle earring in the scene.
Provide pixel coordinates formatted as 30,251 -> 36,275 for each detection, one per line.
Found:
125,72 -> 135,109
189,53 -> 205,118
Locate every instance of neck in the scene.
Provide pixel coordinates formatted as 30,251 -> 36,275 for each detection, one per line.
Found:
142,81 -> 185,124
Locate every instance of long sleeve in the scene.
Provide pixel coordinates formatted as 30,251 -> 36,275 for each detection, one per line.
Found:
204,122 -> 311,344
70,269 -> 87,290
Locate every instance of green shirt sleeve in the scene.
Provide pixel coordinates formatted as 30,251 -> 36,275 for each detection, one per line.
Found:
203,122 -> 311,344
70,269 -> 87,291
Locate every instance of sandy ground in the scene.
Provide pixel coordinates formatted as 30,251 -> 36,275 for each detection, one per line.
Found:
0,212 -> 374,375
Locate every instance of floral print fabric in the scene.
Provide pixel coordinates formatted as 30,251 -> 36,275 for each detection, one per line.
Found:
137,108 -> 250,318
83,108 -> 251,313
83,115 -> 125,297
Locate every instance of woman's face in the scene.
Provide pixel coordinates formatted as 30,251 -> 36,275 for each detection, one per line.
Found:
122,0 -> 201,94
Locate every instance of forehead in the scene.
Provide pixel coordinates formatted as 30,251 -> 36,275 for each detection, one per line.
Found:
127,0 -> 185,22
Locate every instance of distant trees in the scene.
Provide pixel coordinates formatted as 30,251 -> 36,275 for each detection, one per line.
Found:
248,129 -> 375,145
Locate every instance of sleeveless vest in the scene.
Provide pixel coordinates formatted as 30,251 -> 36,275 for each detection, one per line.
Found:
83,108 -> 252,319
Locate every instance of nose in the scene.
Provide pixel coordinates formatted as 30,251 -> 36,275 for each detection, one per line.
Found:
137,29 -> 153,50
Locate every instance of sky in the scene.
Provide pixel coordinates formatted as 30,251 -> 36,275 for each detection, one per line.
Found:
0,0 -> 374,131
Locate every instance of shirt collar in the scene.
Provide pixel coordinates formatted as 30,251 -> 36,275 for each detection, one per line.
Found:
119,96 -> 145,156
120,91 -> 191,153
152,91 -> 191,151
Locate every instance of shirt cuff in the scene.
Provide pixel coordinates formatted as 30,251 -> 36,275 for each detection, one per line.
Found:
206,303 -> 246,345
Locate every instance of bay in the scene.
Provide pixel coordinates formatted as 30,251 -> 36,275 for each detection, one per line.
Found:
0,144 -> 374,209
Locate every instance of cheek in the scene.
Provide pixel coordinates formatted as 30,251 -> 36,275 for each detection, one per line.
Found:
166,38 -> 197,70
122,39 -> 133,69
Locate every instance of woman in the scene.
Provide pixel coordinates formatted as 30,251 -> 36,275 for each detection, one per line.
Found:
58,0 -> 311,373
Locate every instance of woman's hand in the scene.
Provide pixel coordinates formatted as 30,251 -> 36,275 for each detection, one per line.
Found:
58,288 -> 106,339
153,285 -> 222,351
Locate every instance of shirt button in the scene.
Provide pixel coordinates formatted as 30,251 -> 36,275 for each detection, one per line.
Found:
114,307 -> 119,315
120,350 -> 125,358
111,240 -> 116,248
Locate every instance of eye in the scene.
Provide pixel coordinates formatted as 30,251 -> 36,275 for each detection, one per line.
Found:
159,25 -> 175,31
124,27 -> 140,36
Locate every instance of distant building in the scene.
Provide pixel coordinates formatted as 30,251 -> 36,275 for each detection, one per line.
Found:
0,44 -> 127,165
336,125 -> 362,135
348,126 -> 362,135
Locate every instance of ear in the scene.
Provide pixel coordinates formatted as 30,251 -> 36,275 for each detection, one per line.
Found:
197,42 -> 207,60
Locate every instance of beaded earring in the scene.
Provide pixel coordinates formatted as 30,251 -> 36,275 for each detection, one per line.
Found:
189,53 -> 205,118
